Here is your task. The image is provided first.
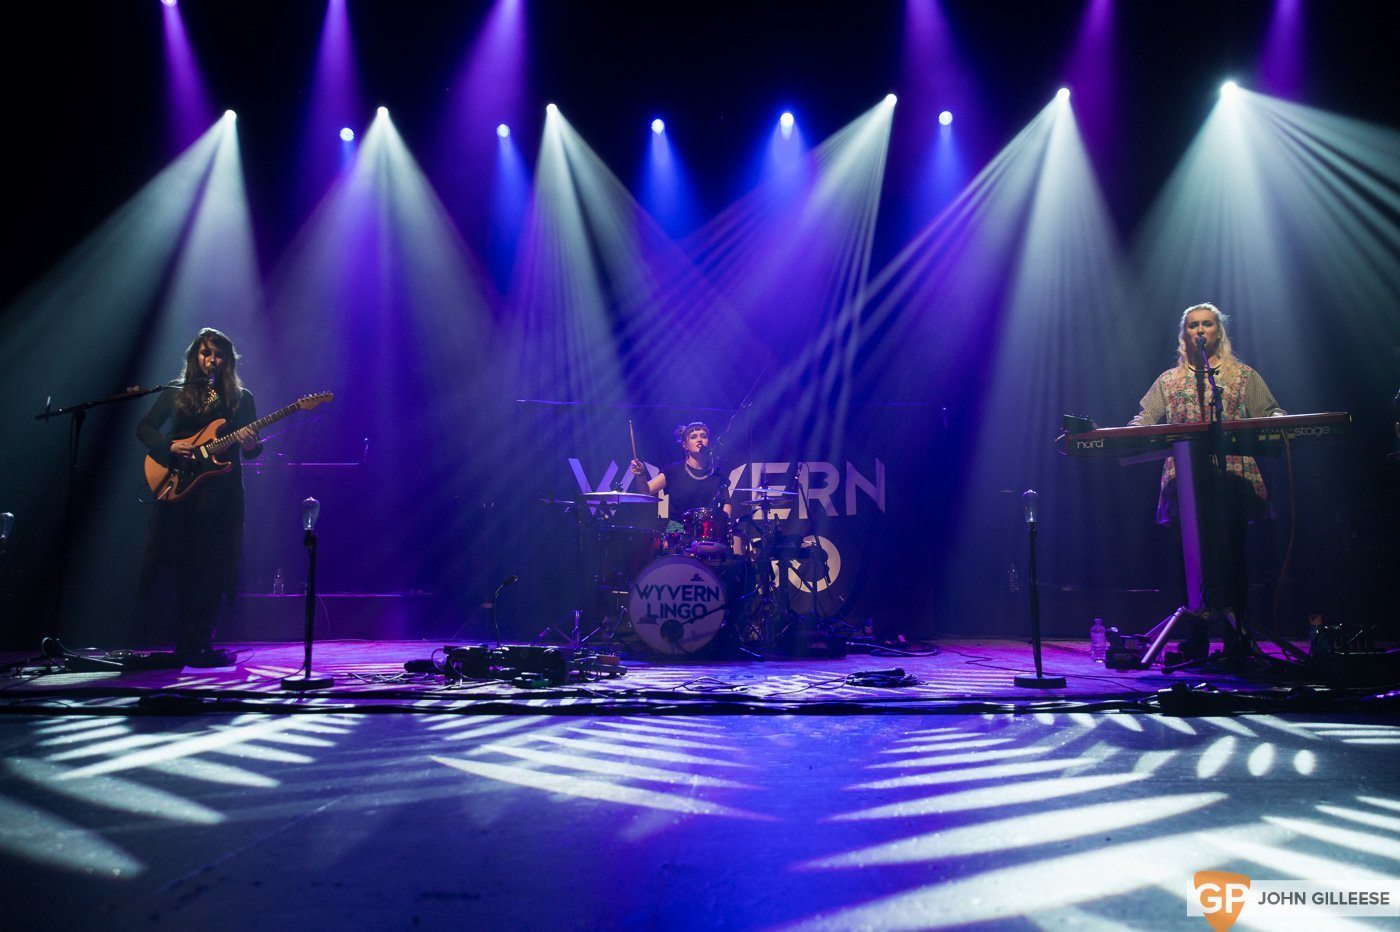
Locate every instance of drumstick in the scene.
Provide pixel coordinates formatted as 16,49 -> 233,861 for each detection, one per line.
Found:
628,419 -> 639,465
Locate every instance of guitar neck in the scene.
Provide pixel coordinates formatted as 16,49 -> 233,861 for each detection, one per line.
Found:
208,401 -> 304,453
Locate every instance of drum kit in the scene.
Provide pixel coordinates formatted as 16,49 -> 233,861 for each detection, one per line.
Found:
540,486 -> 826,657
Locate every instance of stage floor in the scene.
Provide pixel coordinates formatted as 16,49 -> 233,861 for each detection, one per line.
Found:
2,639 -> 1398,929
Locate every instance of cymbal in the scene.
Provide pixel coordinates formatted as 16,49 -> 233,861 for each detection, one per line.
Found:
732,486 -> 797,499
581,490 -> 655,504
739,492 -> 795,509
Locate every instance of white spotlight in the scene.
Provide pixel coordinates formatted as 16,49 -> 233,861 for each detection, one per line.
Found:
339,127 -> 355,142
376,106 -> 388,117
1056,87 -> 1071,102
779,111 -> 795,130
546,103 -> 558,113
161,0 -> 178,7
651,118 -> 665,135
884,93 -> 898,105
496,123 -> 510,139
1221,80 -> 1240,99
938,110 -> 953,126
223,109 -> 236,122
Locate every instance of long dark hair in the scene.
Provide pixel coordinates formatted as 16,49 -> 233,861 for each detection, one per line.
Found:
175,328 -> 244,416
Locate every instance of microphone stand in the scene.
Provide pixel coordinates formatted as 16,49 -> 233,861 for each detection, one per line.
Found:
1015,489 -> 1065,689
34,384 -> 171,647
491,576 -> 518,647
1200,338 -> 1246,661
283,498 -> 332,690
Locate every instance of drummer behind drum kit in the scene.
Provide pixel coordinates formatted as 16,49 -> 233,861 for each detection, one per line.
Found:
547,486 -> 828,657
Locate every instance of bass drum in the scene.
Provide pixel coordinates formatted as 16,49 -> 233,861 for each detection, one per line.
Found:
628,555 -> 728,655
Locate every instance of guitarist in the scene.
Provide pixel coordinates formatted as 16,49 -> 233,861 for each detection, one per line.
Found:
136,328 -> 262,666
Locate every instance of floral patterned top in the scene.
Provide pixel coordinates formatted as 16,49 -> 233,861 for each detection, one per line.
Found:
1129,363 -> 1285,524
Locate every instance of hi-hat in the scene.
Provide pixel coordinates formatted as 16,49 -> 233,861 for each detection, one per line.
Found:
581,490 -> 655,504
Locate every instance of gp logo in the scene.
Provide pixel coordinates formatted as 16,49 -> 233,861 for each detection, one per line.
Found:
1194,871 -> 1251,930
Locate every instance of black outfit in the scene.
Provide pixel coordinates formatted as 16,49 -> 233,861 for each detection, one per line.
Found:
661,461 -> 731,521
137,385 -> 261,655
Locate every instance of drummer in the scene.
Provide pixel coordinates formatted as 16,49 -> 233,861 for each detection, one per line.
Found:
629,421 -> 736,548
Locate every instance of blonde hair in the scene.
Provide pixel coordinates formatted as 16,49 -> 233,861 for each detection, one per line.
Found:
1173,302 -> 1241,385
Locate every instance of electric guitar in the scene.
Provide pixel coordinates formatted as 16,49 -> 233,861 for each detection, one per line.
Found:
144,392 -> 334,503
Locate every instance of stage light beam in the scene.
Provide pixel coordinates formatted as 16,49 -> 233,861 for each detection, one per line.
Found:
651,118 -> 665,135
339,127 -> 355,142
497,123 -> 510,139
939,110 -> 953,126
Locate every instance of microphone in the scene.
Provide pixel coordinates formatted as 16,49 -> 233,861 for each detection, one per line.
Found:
302,497 -> 321,532
499,574 -> 520,589
1195,333 -> 1207,362
1022,489 -> 1039,526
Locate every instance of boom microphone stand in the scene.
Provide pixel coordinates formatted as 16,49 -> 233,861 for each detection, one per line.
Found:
1015,489 -> 1065,689
282,497 -> 332,690
34,385 -> 170,641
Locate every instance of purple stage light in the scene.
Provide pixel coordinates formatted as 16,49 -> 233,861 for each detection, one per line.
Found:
340,127 -> 355,142
938,110 -> 953,126
442,0 -> 527,163
161,0 -> 177,6
651,118 -> 665,135
497,123 -> 511,139
1061,0 -> 1114,152
1259,0 -> 1303,98
161,0 -> 214,151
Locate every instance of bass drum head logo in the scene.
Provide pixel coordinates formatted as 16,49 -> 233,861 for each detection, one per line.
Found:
629,556 -> 726,655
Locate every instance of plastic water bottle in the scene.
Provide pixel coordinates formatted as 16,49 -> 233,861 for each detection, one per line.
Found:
272,569 -> 285,596
1089,617 -> 1108,663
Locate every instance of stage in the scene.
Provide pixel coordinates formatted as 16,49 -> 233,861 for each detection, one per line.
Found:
3,637 -> 1398,928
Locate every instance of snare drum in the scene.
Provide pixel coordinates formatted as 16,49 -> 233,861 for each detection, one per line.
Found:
628,555 -> 727,655
681,507 -> 730,557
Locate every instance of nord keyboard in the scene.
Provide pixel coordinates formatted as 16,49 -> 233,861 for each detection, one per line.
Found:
1064,412 -> 1351,459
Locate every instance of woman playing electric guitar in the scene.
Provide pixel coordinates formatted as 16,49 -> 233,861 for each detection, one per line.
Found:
135,328 -> 262,666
